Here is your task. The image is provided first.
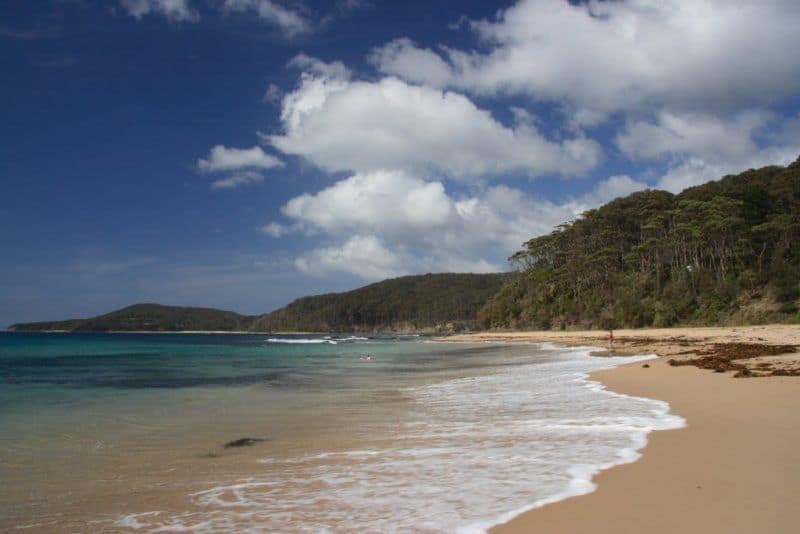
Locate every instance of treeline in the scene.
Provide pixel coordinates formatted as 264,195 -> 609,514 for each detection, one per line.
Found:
480,156 -> 800,329
11,273 -> 511,333
250,273 -> 511,332
10,303 -> 254,332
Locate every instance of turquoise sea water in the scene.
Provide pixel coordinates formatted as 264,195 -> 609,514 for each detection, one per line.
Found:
0,332 -> 683,532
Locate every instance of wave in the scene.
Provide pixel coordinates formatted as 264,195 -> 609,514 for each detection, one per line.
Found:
265,338 -> 337,344
265,336 -> 369,345
335,335 -> 370,342
458,352 -> 685,533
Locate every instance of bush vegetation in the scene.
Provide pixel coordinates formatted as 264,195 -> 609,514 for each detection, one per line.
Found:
479,156 -> 800,330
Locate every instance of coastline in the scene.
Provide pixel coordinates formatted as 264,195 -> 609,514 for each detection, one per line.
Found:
3,330 -> 326,335
446,326 -> 800,533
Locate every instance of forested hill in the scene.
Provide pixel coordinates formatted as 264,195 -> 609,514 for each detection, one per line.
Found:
249,273 -> 512,333
9,273 -> 511,333
9,303 -> 254,332
480,156 -> 800,330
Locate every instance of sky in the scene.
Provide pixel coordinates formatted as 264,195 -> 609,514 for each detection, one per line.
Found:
2,0 -> 799,327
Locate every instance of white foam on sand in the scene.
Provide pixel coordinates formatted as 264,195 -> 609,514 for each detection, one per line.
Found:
265,336 -> 369,345
113,345 -> 684,533
266,338 -> 338,344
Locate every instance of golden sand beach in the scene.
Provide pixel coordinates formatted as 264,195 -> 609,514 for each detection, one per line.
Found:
446,325 -> 800,534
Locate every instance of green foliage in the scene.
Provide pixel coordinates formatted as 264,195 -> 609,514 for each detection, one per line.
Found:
10,304 -> 254,332
480,156 -> 800,329
249,273 -> 511,332
12,274 -> 511,333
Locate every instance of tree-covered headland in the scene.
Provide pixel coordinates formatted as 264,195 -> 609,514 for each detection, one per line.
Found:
480,157 -> 800,329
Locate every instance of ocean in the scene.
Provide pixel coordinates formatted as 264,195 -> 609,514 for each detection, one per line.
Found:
0,332 -> 683,532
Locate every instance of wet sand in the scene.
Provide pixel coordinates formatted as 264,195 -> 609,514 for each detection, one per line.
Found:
447,326 -> 800,534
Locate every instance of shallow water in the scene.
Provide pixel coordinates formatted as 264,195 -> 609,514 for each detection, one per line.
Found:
0,333 -> 683,532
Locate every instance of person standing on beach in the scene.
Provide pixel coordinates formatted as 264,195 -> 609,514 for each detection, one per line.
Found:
607,329 -> 614,348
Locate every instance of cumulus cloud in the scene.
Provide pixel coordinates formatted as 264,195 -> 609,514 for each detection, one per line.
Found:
260,222 -> 293,238
210,170 -> 265,190
294,235 -> 409,281
368,38 -> 453,88
193,1 -> 799,281
222,0 -> 311,37
269,169 -> 650,280
288,53 -> 351,80
293,234 -> 502,281
198,145 -> 283,190
262,83 -> 283,104
617,111 -> 770,162
371,1 -> 800,115
564,175 -> 650,213
119,0 -> 198,22
655,146 -> 799,194
616,111 -> 800,193
364,0 -> 800,195
268,65 -> 601,179
282,170 -> 456,240
197,145 -> 284,173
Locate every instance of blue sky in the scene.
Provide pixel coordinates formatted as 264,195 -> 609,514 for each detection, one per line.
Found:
2,0 -> 799,327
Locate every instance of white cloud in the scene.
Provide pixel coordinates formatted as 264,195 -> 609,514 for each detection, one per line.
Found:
282,170 -> 456,240
368,38 -> 453,88
119,0 -> 198,22
210,170 -> 265,190
563,175 -> 650,214
371,1 -> 800,115
268,66 -> 601,180
288,53 -> 351,80
263,83 -> 283,104
273,169 -> 650,280
222,0 -> 311,37
617,111 -> 770,162
294,235 -> 409,281
260,222 -> 292,237
655,146 -> 798,194
197,145 -> 284,173
294,234 -> 502,281
338,0 -> 371,12
616,110 -> 800,193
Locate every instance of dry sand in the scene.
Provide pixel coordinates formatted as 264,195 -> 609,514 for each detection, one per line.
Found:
446,325 -> 800,534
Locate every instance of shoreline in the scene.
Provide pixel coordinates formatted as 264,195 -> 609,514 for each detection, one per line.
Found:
3,330 -> 335,335
447,326 -> 799,533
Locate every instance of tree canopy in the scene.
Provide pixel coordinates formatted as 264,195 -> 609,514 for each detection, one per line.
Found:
480,157 -> 800,329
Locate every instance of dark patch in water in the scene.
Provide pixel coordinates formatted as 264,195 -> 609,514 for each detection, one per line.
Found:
1,353 -> 163,368
0,370 -> 289,389
224,437 -> 266,448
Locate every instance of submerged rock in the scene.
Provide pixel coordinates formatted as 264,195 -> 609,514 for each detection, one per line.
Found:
224,437 -> 265,448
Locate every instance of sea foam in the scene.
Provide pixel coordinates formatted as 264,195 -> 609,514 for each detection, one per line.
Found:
266,338 -> 338,344
265,336 -> 369,345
